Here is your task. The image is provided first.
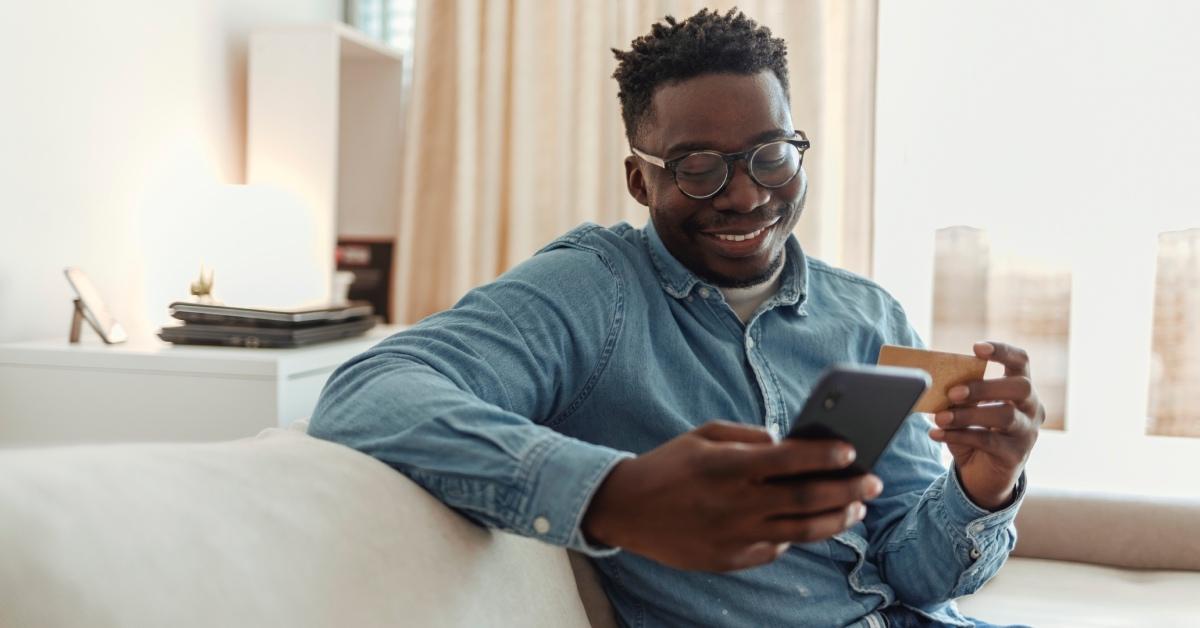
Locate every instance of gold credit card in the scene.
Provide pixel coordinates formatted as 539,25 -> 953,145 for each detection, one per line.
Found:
876,345 -> 987,413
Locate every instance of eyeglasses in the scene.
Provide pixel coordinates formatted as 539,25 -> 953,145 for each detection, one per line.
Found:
631,131 -> 810,200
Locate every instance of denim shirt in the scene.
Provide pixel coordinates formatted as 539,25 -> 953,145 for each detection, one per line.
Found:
309,221 -> 1024,628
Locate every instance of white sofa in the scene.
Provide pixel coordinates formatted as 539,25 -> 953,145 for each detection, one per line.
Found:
1,425 -> 1197,627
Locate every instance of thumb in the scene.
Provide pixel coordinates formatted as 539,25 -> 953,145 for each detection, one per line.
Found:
694,420 -> 773,444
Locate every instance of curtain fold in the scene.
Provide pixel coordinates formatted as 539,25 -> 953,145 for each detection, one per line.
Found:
396,0 -> 878,323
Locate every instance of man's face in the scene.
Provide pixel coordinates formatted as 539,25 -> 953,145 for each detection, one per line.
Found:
624,71 -> 805,288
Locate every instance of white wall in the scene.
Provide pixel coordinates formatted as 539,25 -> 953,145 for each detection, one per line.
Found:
875,0 -> 1200,340
0,1 -> 341,343
874,0 -> 1200,497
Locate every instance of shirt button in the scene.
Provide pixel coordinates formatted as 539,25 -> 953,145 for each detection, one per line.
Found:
746,337 -> 756,349
969,522 -> 985,534
969,547 -> 981,560
698,287 -> 711,299
769,424 -> 782,438
533,516 -> 551,535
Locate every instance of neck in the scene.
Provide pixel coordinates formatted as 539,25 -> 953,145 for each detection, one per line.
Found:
718,252 -> 786,323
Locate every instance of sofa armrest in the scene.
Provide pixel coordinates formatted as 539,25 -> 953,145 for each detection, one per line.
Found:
1012,485 -> 1200,571
0,428 -> 597,628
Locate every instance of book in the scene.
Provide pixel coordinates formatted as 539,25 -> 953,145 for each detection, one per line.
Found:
168,301 -> 374,328
158,317 -> 377,348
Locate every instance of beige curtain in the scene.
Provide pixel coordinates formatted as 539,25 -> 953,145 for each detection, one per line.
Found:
395,0 -> 878,323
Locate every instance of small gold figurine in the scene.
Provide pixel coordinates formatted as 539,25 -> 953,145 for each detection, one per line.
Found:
190,265 -> 222,305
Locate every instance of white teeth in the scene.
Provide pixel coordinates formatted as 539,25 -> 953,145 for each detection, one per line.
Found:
715,227 -> 766,242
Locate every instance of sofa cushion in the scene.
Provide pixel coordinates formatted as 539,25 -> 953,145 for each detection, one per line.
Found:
0,427 -> 593,628
956,556 -> 1200,627
1012,487 -> 1200,571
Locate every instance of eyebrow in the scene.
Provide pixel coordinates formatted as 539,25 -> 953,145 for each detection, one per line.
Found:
663,129 -> 794,160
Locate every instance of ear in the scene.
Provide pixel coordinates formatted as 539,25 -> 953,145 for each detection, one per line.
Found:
624,156 -> 650,207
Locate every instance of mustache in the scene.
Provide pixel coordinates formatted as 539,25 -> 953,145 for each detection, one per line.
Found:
684,201 -> 798,232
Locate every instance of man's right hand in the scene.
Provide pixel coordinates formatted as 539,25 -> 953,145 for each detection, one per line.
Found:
581,420 -> 883,572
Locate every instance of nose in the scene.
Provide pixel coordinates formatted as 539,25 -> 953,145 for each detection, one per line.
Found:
711,161 -> 770,213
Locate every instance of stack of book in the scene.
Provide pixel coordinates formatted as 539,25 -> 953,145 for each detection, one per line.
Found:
158,302 -> 376,348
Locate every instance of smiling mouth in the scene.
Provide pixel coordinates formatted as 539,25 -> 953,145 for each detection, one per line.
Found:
697,218 -> 781,256
700,217 -> 780,240
711,225 -> 770,242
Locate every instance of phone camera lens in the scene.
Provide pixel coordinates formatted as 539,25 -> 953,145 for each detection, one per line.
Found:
823,392 -> 841,410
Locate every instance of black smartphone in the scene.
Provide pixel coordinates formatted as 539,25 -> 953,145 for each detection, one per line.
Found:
785,364 -> 931,478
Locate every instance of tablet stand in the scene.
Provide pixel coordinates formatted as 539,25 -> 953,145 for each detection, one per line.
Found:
69,299 -> 90,344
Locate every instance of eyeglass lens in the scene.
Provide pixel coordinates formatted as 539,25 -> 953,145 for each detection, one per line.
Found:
674,141 -> 802,198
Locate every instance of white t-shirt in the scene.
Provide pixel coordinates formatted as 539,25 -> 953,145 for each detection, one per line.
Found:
718,251 -> 785,323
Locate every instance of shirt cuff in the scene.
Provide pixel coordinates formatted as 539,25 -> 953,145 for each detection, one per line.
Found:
940,467 -> 1026,567
943,466 -> 1027,526
519,433 -> 635,557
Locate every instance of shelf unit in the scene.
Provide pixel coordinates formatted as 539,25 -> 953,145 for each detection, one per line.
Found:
0,326 -> 403,447
246,22 -> 404,299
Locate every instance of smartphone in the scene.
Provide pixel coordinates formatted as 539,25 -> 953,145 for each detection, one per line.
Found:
785,364 -> 930,478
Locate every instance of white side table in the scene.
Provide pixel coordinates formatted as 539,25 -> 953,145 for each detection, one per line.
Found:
0,326 -> 403,447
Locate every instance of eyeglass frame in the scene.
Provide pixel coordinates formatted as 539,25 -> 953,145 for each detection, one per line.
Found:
630,130 -> 811,200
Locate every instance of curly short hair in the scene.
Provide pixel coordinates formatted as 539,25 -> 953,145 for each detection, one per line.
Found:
612,7 -> 790,144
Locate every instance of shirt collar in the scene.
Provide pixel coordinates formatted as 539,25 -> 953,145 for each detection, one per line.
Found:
642,219 -> 809,314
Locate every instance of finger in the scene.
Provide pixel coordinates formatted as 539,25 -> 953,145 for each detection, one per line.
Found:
975,341 -> 1031,377
742,438 -> 856,479
929,426 -> 1011,455
757,474 -> 883,518
933,403 -> 1020,432
948,376 -> 1038,413
756,501 -> 867,544
694,420 -> 774,444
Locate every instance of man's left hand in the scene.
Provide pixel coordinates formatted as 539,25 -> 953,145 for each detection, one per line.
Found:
929,341 -> 1046,511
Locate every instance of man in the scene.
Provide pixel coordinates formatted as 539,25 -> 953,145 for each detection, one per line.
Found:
310,8 -> 1044,627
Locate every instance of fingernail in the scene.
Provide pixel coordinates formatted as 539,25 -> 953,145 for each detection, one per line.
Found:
934,411 -> 953,426
948,386 -> 969,401
975,342 -> 995,357
851,502 -> 866,521
864,476 -> 883,498
929,428 -> 945,440
775,542 -> 791,557
841,447 -> 857,464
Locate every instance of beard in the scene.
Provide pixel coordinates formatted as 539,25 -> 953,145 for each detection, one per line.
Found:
697,248 -> 787,288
